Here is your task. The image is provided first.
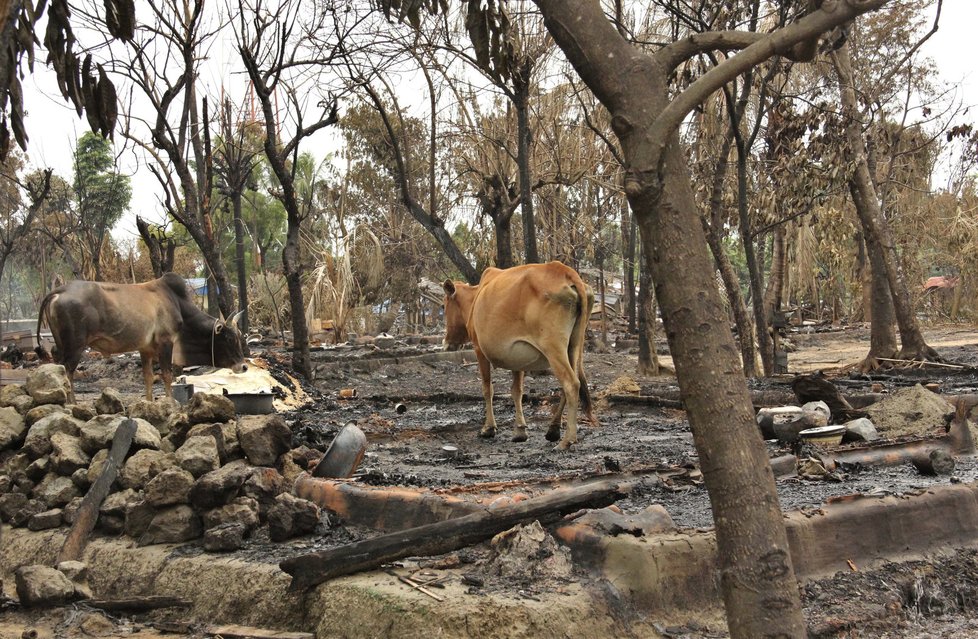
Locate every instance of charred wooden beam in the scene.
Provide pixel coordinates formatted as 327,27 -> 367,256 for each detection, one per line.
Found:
58,419 -> 137,563
280,477 -> 632,591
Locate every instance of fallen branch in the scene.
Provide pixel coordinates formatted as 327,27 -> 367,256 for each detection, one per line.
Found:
386,569 -> 444,602
79,595 -> 191,612
875,357 -> 968,370
280,477 -> 632,591
58,419 -> 137,563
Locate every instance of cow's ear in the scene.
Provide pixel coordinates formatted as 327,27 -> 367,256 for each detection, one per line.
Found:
215,322 -> 225,334
443,279 -> 456,297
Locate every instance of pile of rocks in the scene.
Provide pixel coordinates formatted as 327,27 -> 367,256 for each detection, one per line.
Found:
0,364 -> 324,552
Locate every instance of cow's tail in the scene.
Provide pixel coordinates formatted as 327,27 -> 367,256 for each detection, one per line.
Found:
569,275 -> 598,427
34,291 -> 59,362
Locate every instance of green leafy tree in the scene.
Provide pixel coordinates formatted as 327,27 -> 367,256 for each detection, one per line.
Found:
73,132 -> 131,280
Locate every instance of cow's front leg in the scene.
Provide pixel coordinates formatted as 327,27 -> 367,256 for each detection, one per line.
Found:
511,370 -> 527,443
159,342 -> 174,398
476,352 -> 496,438
138,351 -> 155,401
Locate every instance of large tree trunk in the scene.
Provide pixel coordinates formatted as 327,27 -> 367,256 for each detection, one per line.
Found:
636,255 -> 659,376
705,132 -> 756,377
736,138 -> 773,375
832,41 -> 939,363
622,203 -> 637,333
514,83 -> 539,264
232,193 -> 249,334
282,216 -> 310,377
536,2 -> 817,635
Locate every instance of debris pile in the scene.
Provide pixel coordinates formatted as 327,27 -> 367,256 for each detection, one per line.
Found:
0,363 -> 326,552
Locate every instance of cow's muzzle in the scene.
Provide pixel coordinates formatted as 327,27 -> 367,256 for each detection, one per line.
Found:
231,362 -> 249,374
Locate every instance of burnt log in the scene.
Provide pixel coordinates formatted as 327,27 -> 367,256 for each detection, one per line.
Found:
280,478 -> 632,591
911,449 -> 955,476
58,419 -> 137,563
80,595 -> 191,612
791,371 -> 861,420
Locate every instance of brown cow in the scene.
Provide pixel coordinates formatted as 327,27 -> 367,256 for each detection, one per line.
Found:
442,261 -> 597,450
36,273 -> 248,402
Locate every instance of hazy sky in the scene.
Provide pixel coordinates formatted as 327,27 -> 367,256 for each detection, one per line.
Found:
18,1 -> 977,245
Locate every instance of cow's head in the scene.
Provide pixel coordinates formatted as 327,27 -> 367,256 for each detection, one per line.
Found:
442,279 -> 474,351
213,311 -> 249,373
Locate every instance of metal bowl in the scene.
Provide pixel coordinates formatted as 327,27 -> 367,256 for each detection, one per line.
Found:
312,423 -> 367,478
222,389 -> 275,415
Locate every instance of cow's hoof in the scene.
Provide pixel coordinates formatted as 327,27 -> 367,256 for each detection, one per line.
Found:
545,427 -> 561,442
479,428 -> 497,439
554,439 -> 575,451
511,429 -> 528,443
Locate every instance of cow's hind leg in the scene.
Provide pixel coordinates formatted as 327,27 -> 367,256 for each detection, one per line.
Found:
476,351 -> 497,438
546,394 -> 565,443
139,351 -> 156,401
545,354 -> 580,450
511,371 -> 527,442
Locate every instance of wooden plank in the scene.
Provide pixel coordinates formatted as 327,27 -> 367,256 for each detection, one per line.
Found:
205,625 -> 315,639
58,419 -> 137,563
280,477 -> 632,591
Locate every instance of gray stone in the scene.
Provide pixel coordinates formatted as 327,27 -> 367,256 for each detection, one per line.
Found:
240,466 -> 288,516
24,413 -> 83,458
144,467 -> 194,507
0,383 -> 29,408
70,468 -> 90,490
128,398 -> 180,432
202,522 -> 246,552
28,508 -> 63,531
0,474 -> 10,493
0,492 -> 28,522
843,417 -> 881,443
237,415 -> 292,466
175,435 -> 220,477
10,498 -> 46,527
34,474 -> 80,507
187,423 -> 227,462
120,449 -> 174,490
15,565 -> 76,606
50,433 -> 91,475
186,393 -> 235,425
25,403 -> 69,426
71,403 -> 97,421
63,497 -> 83,524
138,505 -> 202,546
56,560 -> 88,582
267,493 -> 321,542
94,388 -> 125,415
25,456 -> 49,481
5,393 -> 33,415
86,449 -> 110,486
124,500 -> 156,538
100,489 -> 138,519
189,461 -> 253,509
26,364 -> 71,405
0,406 -> 27,450
202,496 -> 259,532
80,415 -> 161,454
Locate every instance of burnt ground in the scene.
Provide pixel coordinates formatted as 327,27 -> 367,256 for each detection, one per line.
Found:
7,323 -> 978,637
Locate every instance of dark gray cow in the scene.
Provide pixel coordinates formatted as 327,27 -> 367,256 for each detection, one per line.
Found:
36,273 -> 247,401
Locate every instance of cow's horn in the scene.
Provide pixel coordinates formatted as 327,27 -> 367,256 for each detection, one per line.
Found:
229,310 -> 244,329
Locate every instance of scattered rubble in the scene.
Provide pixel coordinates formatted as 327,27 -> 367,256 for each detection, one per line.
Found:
0,364 -> 326,553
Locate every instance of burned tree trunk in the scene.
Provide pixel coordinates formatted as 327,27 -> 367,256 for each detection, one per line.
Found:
832,41 -> 939,365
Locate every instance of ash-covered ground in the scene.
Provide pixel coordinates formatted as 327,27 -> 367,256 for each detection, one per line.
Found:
45,323 -> 978,637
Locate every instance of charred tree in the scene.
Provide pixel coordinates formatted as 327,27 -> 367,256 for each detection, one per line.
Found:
832,40 -> 939,367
